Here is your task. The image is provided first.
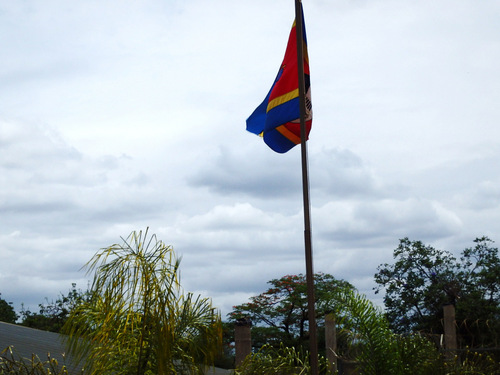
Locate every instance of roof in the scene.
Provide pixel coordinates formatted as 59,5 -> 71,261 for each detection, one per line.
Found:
0,321 -> 82,374
0,321 -> 233,374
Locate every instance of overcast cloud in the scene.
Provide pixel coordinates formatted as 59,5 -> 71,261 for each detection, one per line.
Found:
1,0 -> 499,318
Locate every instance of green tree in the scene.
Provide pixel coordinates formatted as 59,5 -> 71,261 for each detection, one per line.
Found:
0,293 -> 17,323
228,273 -> 355,351
330,288 -> 444,375
62,229 -> 222,375
459,237 -> 500,347
20,283 -> 88,332
332,288 -> 401,374
374,237 -> 500,347
234,286 -> 441,375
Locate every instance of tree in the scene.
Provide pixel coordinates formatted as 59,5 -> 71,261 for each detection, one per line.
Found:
232,282 -> 441,375
228,273 -> 355,351
62,229 -> 222,375
330,288 -> 434,375
374,237 -> 500,347
0,293 -> 17,323
20,283 -> 88,332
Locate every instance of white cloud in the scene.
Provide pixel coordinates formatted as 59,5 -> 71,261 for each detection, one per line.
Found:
313,198 -> 462,247
1,0 -> 499,319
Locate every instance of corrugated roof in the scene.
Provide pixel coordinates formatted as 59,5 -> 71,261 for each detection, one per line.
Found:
0,322 -> 233,374
0,321 -> 82,374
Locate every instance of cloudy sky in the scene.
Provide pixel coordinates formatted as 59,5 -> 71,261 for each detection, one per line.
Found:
1,0 -> 499,318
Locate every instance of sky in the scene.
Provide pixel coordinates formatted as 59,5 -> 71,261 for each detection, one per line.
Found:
1,0 -> 500,319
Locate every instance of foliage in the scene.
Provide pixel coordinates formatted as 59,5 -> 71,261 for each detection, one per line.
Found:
392,334 -> 441,375
232,342 -> 500,375
331,288 -> 402,374
327,288 -> 433,375
234,343 -> 329,375
228,273 -> 355,351
214,322 -> 237,369
0,346 -> 76,375
374,237 -> 500,347
329,289 -> 498,375
458,237 -> 500,347
62,229 -> 222,375
19,284 -> 88,333
0,294 -> 17,324
438,349 -> 500,375
229,268 -> 498,374
229,273 -> 443,374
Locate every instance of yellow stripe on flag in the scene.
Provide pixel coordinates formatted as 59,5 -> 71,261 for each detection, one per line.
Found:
266,89 -> 299,112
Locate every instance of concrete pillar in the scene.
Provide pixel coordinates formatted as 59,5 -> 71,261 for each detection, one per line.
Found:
443,304 -> 457,357
235,318 -> 252,367
325,313 -> 337,373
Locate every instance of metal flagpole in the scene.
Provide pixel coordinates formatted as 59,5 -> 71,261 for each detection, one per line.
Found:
294,1 -> 319,374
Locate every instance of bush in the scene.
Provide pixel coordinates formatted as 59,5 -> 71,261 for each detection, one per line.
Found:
234,343 -> 329,375
439,349 -> 499,375
0,346 -> 79,375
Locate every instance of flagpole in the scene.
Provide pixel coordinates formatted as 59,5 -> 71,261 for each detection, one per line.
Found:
294,1 -> 319,374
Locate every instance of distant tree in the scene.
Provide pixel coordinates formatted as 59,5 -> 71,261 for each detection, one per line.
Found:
233,284 -> 442,375
228,273 -> 355,351
0,293 -> 17,323
63,229 -> 222,375
20,283 -> 88,333
374,237 -> 500,347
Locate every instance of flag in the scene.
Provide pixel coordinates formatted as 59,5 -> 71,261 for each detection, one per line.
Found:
246,5 -> 312,153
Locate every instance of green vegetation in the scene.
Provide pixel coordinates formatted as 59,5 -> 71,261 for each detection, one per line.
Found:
231,262 -> 499,374
235,343 -> 329,375
228,274 -> 436,374
374,237 -> 500,348
331,288 -> 447,375
62,229 -> 222,375
0,346 -> 74,375
2,235 -> 499,374
229,273 -> 355,351
20,284 -> 88,333
0,295 -> 17,324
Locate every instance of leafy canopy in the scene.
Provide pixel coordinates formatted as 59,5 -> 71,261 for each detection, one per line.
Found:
374,236 -> 500,347
0,293 -> 17,324
232,279 -> 443,375
20,283 -> 88,333
63,229 -> 222,375
229,273 -> 355,350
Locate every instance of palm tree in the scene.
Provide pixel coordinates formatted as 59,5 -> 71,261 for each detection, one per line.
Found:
325,289 -> 438,375
63,229 -> 222,375
332,289 -> 401,375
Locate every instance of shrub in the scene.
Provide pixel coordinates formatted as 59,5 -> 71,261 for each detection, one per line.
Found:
234,343 -> 329,375
0,346 -> 79,375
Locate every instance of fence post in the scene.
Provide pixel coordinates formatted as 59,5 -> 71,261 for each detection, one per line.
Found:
235,318 -> 252,367
443,303 -> 457,358
325,313 -> 337,373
